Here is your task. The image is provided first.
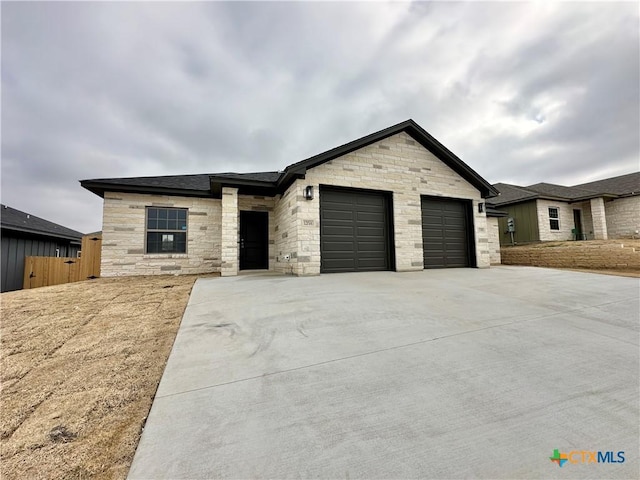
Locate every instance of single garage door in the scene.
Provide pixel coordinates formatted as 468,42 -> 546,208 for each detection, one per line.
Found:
421,196 -> 472,268
320,188 -> 391,273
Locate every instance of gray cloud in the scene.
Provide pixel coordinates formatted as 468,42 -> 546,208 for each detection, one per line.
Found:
2,1 -> 638,233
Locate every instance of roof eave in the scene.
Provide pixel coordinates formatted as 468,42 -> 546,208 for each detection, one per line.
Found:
209,176 -> 280,198
80,181 -> 212,199
487,194 -> 539,207
569,193 -> 620,202
1,224 -> 82,242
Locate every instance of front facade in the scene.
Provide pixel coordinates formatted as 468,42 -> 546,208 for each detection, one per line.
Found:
82,120 -> 499,277
489,173 -> 640,245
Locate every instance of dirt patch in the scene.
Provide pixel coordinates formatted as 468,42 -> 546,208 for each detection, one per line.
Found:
0,274 -> 213,479
501,239 -> 640,274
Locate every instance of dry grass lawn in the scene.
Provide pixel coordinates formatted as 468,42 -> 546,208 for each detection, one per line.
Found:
1,274 -> 206,479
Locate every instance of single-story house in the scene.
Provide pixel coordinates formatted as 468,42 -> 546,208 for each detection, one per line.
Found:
1,204 -> 83,292
81,119 -> 505,277
487,172 -> 640,245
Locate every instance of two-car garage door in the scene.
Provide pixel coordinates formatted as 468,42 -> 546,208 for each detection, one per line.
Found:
319,187 -> 472,273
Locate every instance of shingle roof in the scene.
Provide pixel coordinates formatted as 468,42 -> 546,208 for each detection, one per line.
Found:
573,171 -> 640,196
212,172 -> 281,183
489,183 -> 538,205
84,173 -> 212,192
1,205 -> 83,241
524,182 -> 598,200
81,120 -> 498,199
80,171 -> 282,198
488,171 -> 640,206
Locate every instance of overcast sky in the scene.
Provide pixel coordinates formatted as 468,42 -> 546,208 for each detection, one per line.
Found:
2,1 -> 638,234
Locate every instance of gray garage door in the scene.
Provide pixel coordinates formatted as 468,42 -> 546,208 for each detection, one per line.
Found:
320,188 -> 391,273
421,197 -> 471,268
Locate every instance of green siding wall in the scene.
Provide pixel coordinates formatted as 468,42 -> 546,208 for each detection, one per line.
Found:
497,201 -> 540,245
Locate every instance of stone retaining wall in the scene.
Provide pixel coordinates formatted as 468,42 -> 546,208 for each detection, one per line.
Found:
501,242 -> 640,270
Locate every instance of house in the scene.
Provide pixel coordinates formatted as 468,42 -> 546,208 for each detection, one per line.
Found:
81,119 -> 503,277
486,172 -> 640,245
1,205 -> 83,292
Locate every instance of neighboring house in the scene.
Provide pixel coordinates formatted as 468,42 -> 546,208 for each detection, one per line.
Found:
81,119 -> 501,277
487,172 -> 640,245
1,205 -> 83,292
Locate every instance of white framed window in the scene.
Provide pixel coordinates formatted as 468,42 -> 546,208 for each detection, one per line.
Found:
549,207 -> 560,230
145,207 -> 188,253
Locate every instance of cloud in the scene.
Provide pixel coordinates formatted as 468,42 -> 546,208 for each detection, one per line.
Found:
1,1 -> 638,233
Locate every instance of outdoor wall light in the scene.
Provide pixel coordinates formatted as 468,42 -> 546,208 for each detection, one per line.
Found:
478,202 -> 484,213
303,185 -> 314,200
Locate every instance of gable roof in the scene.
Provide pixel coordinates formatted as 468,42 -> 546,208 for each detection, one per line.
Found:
81,119 -> 498,199
1,205 -> 83,241
488,171 -> 640,207
278,120 -> 498,197
574,171 -> 640,196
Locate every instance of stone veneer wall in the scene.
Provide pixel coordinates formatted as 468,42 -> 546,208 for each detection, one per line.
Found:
238,195 -> 276,270
590,197 -> 608,240
101,192 -> 221,276
220,187 -> 238,276
536,199 -> 575,241
273,186 -> 299,274
487,217 -> 501,264
275,131 -> 489,275
605,196 -> 640,238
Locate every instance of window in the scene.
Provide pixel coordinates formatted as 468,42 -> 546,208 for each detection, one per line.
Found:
548,207 -> 559,230
146,207 -> 187,253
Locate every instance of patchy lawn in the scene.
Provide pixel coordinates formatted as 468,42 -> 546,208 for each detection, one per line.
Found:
0,274 -> 208,479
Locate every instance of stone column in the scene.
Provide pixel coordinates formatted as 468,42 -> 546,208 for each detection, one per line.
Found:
590,197 -> 608,240
220,187 -> 239,276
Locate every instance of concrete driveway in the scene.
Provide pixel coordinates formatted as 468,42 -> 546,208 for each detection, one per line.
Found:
128,267 -> 639,479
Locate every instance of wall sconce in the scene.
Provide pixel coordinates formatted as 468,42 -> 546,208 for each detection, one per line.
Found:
478,202 -> 484,213
303,185 -> 314,200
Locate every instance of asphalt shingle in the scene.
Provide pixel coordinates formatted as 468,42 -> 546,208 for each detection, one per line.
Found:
1,205 -> 83,240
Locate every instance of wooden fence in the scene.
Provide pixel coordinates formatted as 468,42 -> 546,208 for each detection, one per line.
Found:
23,234 -> 102,290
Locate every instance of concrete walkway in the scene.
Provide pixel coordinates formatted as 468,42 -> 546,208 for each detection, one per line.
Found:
129,267 -> 639,479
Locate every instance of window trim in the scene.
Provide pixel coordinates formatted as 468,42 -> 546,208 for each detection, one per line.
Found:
145,207 -> 189,254
548,207 -> 560,231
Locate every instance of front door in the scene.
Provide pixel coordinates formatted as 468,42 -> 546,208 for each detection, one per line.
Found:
240,211 -> 268,270
573,209 -> 582,240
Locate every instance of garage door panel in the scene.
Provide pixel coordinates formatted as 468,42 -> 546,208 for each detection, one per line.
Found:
356,195 -> 385,206
322,241 -> 356,252
357,226 -> 385,236
357,242 -> 386,252
322,210 -> 353,221
421,197 -> 471,269
356,212 -> 385,223
321,188 -> 391,273
357,260 -> 387,269
322,225 -> 354,236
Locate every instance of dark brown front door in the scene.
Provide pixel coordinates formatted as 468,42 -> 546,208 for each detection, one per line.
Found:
240,211 -> 268,270
573,209 -> 582,240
